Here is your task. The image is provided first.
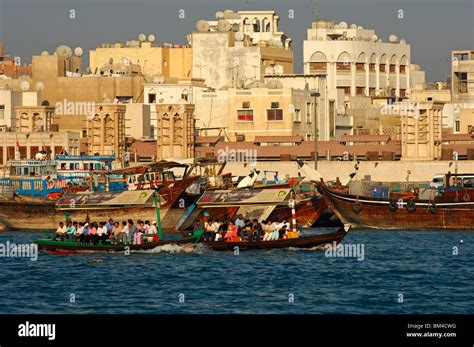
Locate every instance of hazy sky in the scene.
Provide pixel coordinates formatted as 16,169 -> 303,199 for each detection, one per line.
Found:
0,0 -> 473,82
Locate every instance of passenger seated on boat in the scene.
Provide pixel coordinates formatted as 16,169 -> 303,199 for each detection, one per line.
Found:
76,223 -> 84,240
269,220 -> 281,241
133,227 -> 142,245
79,223 -> 89,243
110,222 -> 121,245
278,225 -> 287,239
67,221 -> 78,241
146,220 -> 157,235
203,218 -> 217,242
105,218 -> 114,236
224,221 -> 239,242
54,222 -> 67,241
252,219 -> 264,241
88,223 -> 98,245
127,220 -> 136,244
120,221 -> 129,244
234,214 -> 245,230
263,220 -> 273,241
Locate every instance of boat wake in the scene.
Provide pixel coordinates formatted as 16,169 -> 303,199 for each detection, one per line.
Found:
136,243 -> 198,254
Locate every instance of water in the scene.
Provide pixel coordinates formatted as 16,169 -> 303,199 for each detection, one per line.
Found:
0,229 -> 473,314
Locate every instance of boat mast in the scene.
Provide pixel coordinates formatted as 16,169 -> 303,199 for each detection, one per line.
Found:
153,189 -> 163,239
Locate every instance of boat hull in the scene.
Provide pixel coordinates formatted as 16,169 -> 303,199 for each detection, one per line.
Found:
203,228 -> 347,251
34,237 -> 199,253
316,182 -> 474,230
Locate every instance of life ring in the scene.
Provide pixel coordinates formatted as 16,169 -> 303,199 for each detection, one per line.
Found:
352,200 -> 362,214
406,199 -> 416,213
428,203 -> 437,214
388,200 -> 398,212
463,191 -> 470,202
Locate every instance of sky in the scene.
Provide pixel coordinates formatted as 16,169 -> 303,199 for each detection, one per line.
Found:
0,0 -> 473,82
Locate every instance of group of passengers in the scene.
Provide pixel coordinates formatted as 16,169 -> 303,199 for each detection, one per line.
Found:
53,218 -> 159,245
199,214 -> 295,242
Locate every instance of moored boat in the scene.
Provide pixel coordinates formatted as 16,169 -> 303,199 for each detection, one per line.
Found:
315,175 -> 474,230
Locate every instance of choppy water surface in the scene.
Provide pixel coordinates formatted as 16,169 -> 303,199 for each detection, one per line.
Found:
0,229 -> 472,314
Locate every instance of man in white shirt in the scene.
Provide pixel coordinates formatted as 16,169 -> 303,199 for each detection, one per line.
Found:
54,222 -> 67,241
147,221 -> 158,234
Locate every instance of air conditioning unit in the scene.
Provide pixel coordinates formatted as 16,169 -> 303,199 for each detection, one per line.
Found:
236,134 -> 245,142
271,102 -> 279,109
242,101 -> 250,109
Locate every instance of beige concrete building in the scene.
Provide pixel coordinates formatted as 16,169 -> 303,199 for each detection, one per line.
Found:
459,108 -> 474,134
452,50 -> 474,103
89,37 -> 192,79
125,103 -> 151,139
155,104 -> 195,160
87,104 -> 126,161
226,87 -> 316,142
0,89 -> 22,130
400,101 -> 443,160
190,10 -> 293,90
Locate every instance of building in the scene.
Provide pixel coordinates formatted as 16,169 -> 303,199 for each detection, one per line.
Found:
190,10 -> 293,90
400,101 -> 443,160
87,104 -> 126,162
451,50 -> 474,103
303,19 -> 425,99
0,42 -> 32,78
89,35 -> 192,79
155,104 -> 195,160
144,77 -> 206,138
125,103 -> 151,139
226,86 -> 316,142
0,89 -> 22,130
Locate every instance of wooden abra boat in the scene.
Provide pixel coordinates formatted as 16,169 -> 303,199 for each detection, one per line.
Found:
34,231 -> 204,254
203,227 -> 348,251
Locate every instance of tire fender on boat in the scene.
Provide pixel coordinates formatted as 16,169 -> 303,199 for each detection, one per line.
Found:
406,199 -> 416,213
388,200 -> 398,212
352,200 -> 362,214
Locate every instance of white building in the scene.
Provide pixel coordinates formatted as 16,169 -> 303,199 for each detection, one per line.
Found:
190,9 -> 294,90
303,19 -> 425,99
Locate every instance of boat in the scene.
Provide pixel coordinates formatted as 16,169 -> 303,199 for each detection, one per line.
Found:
203,227 -> 349,251
34,231 -> 204,254
314,172 -> 474,230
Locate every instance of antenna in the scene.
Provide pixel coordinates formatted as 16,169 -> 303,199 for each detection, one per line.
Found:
310,0 -> 319,19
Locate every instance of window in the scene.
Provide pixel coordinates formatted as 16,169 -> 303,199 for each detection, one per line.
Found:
389,64 -> 396,73
356,63 -> 365,72
379,64 -> 386,72
294,109 -> 301,122
267,109 -> 283,121
400,65 -> 406,74
0,105 -> 4,120
455,120 -> 460,132
82,130 -> 87,138
237,109 -> 254,121
468,125 -> 474,134
356,87 -> 365,96
148,94 -> 156,103
306,103 -> 312,123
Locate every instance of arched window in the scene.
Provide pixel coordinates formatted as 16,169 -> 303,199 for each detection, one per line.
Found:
309,51 -> 327,73
262,17 -> 270,32
400,55 -> 408,74
369,54 -> 377,72
380,54 -> 388,72
252,17 -> 260,32
242,18 -> 250,32
336,52 -> 351,71
356,52 -> 366,72
390,55 -> 398,73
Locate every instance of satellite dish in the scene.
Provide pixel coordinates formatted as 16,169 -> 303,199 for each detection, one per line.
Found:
215,11 -> 224,19
40,51 -> 49,56
339,21 -> 348,29
55,45 -> 72,58
372,34 -> 378,42
148,34 -> 155,42
350,24 -> 357,29
358,25 -> 364,30
196,20 -> 210,32
235,32 -> 245,41
400,39 -> 407,44
232,23 -> 240,32
20,81 -> 30,92
223,10 -> 234,19
389,34 -> 398,43
74,47 -> 83,57
35,82 -> 44,92
138,33 -> 146,42
217,19 -> 231,32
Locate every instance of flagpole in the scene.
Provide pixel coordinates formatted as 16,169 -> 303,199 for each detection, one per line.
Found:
153,189 -> 162,240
